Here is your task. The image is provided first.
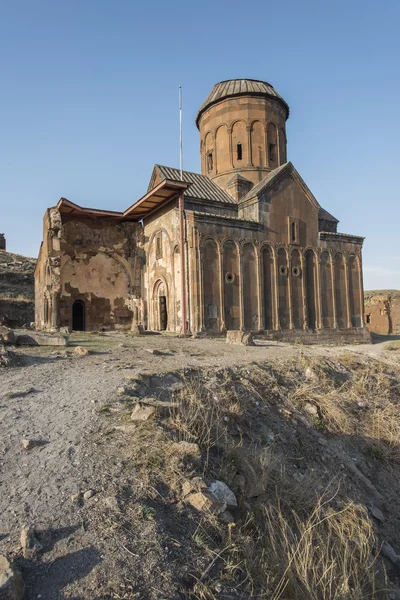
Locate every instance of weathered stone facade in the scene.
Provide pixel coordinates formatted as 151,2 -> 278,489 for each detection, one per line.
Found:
35,78 -> 367,340
364,291 -> 400,335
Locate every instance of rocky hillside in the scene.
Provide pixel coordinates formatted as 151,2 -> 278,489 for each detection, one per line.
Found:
0,250 -> 36,327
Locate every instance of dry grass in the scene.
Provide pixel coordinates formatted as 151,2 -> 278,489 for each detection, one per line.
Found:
386,340 -> 400,352
115,353 -> 400,599
189,490 -> 387,600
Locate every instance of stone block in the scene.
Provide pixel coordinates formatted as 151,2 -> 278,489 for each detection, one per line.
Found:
16,332 -> 68,346
226,331 -> 255,346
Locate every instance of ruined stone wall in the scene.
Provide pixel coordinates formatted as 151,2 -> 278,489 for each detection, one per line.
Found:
35,208 -> 143,331
364,291 -> 400,335
59,218 -> 142,331
0,234 -> 6,250
0,250 -> 36,327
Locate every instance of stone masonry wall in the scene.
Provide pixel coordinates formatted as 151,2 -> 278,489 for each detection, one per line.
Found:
0,250 -> 36,327
364,291 -> 400,335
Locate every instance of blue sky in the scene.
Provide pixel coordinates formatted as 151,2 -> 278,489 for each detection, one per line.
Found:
0,0 -> 399,290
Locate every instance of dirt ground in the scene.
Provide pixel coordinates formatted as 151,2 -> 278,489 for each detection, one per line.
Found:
0,332 -> 398,599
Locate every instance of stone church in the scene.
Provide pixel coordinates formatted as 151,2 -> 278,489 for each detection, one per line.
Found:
35,78 -> 366,340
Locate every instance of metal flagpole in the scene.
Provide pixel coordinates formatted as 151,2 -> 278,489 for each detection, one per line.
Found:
179,85 -> 183,180
178,85 -> 187,333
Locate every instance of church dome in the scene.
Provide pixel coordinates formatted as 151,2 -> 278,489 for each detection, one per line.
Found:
196,78 -> 289,127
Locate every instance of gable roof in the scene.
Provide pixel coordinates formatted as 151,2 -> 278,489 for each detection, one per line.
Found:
153,165 -> 236,205
240,162 -> 339,223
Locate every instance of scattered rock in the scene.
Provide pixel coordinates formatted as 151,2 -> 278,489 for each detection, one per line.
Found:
209,481 -> 237,507
21,439 -> 48,450
381,541 -> 398,564
0,345 -> 11,367
226,331 -> 255,346
369,505 -> 385,523
70,492 -> 83,504
181,477 -> 208,498
74,346 -> 89,356
219,510 -> 235,524
185,491 -> 226,514
130,404 -> 156,422
145,348 -> 162,355
0,554 -> 25,599
0,327 -> 16,344
114,424 -> 137,434
105,495 -> 122,511
83,489 -> 95,500
305,367 -> 316,380
304,402 -> 318,416
59,326 -> 72,334
117,386 -> 128,395
318,437 -> 328,447
20,526 -> 42,559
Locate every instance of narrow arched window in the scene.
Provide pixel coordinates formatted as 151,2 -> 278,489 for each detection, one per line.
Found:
156,235 -> 162,259
237,143 -> 242,161
207,152 -> 213,171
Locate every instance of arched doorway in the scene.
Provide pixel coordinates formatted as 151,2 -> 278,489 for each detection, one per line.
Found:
72,300 -> 85,331
153,280 -> 168,331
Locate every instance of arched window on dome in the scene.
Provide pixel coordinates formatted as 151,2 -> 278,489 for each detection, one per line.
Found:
267,122 -> 278,167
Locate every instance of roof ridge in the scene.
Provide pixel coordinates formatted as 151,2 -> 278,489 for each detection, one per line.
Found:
155,164 -> 221,181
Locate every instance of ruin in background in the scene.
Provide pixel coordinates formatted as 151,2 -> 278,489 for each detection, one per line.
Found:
0,234 -> 35,327
364,291 -> 400,336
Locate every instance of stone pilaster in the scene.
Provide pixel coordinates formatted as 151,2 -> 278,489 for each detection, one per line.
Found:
287,250 -> 293,330
227,127 -> 233,168
256,249 -> 264,330
246,126 -> 253,167
218,245 -> 225,332
344,254 -> 352,329
315,253 -> 323,329
272,249 -> 279,330
199,247 -> 205,332
300,253 -> 307,329
239,248 -> 245,330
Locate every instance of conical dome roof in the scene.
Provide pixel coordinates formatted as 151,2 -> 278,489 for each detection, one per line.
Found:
196,78 -> 289,127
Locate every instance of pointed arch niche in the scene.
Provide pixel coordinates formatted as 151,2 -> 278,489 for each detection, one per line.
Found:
202,239 -> 220,331
242,243 -> 258,330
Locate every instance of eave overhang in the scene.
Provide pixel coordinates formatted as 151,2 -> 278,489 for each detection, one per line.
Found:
123,178 -> 191,219
56,198 -> 136,221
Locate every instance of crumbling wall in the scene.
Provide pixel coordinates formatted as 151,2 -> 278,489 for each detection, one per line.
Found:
0,250 -> 36,327
0,234 -> 5,250
364,291 -> 400,335
59,218 -> 143,331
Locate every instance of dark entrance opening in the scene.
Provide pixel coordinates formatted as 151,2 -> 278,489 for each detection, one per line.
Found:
72,300 -> 85,331
159,296 -> 167,331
